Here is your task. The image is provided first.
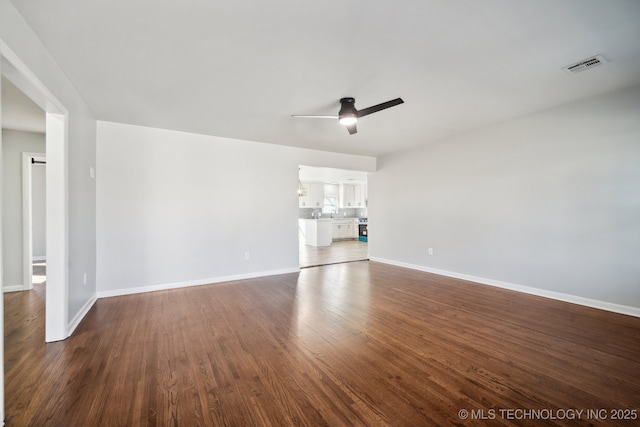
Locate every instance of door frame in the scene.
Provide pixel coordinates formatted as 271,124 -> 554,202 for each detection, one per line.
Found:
1,38 -> 69,342
1,37 -> 70,423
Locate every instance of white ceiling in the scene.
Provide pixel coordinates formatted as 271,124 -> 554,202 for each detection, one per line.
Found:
1,76 -> 45,133
7,0 -> 640,156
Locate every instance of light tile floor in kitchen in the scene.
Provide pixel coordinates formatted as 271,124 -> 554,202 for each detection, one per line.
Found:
33,261 -> 47,285
299,239 -> 368,268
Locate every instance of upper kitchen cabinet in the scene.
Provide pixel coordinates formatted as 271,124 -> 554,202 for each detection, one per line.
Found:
354,184 -> 367,207
340,184 -> 355,207
299,182 -> 324,207
340,183 -> 366,208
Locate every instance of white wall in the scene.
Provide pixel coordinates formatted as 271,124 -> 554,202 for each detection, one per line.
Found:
369,85 -> 640,312
1,129 -> 44,289
96,121 -> 375,296
1,0 -> 97,328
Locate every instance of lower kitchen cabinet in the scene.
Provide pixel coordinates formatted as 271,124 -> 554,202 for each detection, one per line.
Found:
332,219 -> 358,240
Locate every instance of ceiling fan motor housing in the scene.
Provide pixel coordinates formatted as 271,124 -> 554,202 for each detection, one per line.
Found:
338,97 -> 358,123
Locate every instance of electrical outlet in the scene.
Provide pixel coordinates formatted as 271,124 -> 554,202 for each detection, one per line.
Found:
83,273 -> 87,285
244,252 -> 250,260
428,248 -> 434,256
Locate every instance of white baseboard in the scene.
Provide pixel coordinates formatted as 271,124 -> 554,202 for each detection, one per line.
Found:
3,284 -> 27,293
97,267 -> 301,299
370,257 -> 640,318
67,294 -> 97,336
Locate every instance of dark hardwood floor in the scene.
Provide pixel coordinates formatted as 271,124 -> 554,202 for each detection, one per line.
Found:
4,261 -> 640,426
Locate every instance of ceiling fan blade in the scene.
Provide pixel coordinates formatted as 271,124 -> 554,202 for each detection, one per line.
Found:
291,115 -> 338,119
356,98 -> 404,118
346,123 -> 357,135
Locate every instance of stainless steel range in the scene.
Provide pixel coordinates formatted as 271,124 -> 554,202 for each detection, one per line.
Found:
358,217 -> 368,242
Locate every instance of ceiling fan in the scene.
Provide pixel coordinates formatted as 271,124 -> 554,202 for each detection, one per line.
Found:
292,97 -> 404,135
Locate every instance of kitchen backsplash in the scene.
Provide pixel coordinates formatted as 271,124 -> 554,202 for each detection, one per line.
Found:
299,208 -> 367,219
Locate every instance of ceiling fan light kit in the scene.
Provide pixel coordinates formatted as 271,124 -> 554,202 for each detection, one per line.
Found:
338,115 -> 358,126
293,96 -> 404,135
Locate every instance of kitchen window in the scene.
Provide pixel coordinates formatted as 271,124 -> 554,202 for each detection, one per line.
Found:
322,196 -> 338,214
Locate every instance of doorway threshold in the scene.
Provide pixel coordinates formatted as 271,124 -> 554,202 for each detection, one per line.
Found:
298,239 -> 369,269
300,258 -> 369,269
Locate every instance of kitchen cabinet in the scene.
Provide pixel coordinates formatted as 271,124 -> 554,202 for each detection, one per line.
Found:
340,184 -> 355,207
354,184 -> 367,207
340,183 -> 366,208
332,219 -> 358,240
299,182 -> 324,207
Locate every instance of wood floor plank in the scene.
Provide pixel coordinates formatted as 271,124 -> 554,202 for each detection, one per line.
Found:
4,261 -> 640,426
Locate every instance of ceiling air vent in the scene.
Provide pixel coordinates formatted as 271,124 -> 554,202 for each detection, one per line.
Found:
562,55 -> 607,74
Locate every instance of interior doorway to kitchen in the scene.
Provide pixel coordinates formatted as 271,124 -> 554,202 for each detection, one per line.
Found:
298,165 -> 369,268
1,42 -> 70,348
23,153 -> 47,291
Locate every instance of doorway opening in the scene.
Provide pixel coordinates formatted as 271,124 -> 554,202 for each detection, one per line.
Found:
1,44 -> 69,344
298,165 -> 369,268
23,153 -> 47,291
